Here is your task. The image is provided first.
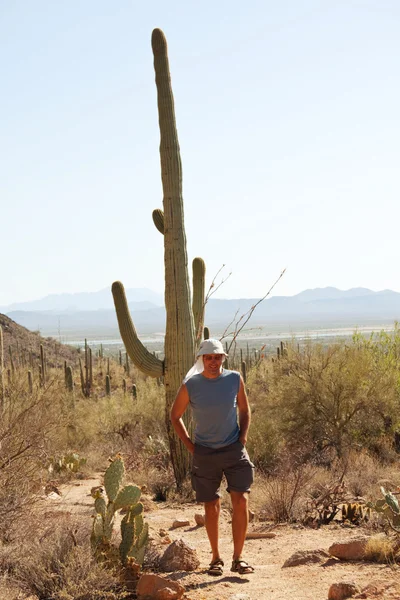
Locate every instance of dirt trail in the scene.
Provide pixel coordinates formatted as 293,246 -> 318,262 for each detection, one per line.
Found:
45,474 -> 400,600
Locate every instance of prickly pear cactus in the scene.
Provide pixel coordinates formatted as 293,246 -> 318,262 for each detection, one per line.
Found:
91,455 -> 148,565
367,486 -> 400,532
49,452 -> 86,474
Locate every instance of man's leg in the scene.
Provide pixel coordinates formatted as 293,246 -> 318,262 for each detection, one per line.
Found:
204,497 -> 221,562
230,491 -> 249,560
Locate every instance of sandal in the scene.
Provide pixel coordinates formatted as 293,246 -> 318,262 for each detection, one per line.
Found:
231,558 -> 254,574
208,558 -> 224,576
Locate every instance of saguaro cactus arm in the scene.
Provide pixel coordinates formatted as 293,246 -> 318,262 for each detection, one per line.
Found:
192,257 -> 206,343
112,281 -> 164,377
152,208 -> 165,234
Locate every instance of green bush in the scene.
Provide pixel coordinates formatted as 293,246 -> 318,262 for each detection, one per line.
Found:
248,330 -> 400,468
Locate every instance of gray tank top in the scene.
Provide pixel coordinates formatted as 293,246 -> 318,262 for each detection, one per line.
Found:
185,369 -> 240,448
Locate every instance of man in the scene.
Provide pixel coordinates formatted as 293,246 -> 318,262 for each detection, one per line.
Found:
171,338 -> 254,576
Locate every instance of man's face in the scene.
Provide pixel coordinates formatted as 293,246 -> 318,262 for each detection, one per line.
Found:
202,353 -> 224,378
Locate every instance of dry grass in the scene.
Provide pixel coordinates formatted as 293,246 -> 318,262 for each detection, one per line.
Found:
0,515 -> 125,600
341,449 -> 398,500
364,533 -> 399,564
254,462 -> 317,523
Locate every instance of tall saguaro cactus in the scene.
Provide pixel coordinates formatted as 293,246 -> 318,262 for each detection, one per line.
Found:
112,29 -> 206,488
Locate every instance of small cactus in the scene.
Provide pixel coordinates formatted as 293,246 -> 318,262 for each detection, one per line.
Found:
91,455 -> 148,565
79,358 -> 86,396
9,346 -> 15,377
81,339 -> 91,397
40,344 -> 46,384
241,360 -> 247,384
341,502 -> 369,525
106,375 -> 111,396
125,353 -> 130,377
28,370 -> 33,394
65,366 -> 74,392
367,486 -> 400,532
89,347 -> 93,389
50,452 -> 87,474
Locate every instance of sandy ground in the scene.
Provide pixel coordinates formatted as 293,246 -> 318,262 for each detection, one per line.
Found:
35,473 -> 400,600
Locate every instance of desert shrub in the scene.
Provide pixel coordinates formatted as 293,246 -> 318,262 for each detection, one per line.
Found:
145,464 -> 176,501
341,449 -> 385,499
0,371 -> 70,541
246,417 -> 282,471
134,435 -> 176,501
0,516 -> 123,600
248,335 -> 400,467
65,375 -> 166,469
257,458 -> 316,523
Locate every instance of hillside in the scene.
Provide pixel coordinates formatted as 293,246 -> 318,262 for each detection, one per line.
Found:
0,313 -> 79,368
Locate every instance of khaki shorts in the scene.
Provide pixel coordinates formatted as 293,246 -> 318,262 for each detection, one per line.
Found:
191,440 -> 255,503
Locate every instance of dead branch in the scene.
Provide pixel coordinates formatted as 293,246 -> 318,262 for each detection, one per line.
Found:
220,268 -> 286,352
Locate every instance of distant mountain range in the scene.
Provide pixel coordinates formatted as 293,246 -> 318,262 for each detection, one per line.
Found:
0,287 -> 164,312
1,286 -> 399,338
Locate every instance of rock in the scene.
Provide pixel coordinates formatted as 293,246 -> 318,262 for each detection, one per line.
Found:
45,491 -> 61,500
161,536 -> 172,545
136,574 -> 185,600
171,519 -> 190,529
356,579 -> 400,599
44,483 -> 61,496
229,594 -> 251,600
159,539 -> 200,572
328,581 -> 361,600
159,528 -> 168,537
194,513 -> 205,526
329,537 -> 369,561
282,549 -> 330,567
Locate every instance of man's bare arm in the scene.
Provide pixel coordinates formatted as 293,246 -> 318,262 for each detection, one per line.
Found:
170,384 -> 195,454
237,375 -> 251,445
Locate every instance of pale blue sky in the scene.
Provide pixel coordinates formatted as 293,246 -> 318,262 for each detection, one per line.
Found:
1,0 -> 399,306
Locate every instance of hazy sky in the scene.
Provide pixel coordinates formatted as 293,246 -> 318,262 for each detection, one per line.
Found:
1,0 -> 399,306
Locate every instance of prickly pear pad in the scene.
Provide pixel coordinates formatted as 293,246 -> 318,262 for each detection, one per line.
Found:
104,457 -> 124,502
115,485 -> 141,510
